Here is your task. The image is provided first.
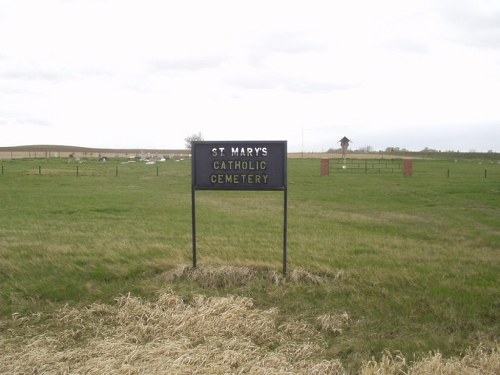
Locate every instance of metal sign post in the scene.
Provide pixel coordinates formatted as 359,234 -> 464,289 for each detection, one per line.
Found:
191,141 -> 288,273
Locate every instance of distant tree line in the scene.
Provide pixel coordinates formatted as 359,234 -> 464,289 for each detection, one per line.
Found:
327,146 -> 497,154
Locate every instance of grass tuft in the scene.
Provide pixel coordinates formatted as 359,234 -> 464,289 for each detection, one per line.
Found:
361,346 -> 500,375
163,265 -> 332,289
317,312 -> 350,335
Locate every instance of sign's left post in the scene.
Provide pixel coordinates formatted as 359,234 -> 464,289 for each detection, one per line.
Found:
191,147 -> 197,269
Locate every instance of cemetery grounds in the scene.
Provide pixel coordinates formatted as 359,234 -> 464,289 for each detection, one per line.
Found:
0,155 -> 499,374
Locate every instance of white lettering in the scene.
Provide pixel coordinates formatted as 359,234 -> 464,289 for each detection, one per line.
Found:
229,146 -> 269,157
209,174 -> 270,185
212,147 -> 226,156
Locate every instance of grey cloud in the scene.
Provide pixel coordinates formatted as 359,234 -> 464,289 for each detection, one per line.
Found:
226,73 -> 358,94
1,68 -> 74,82
444,3 -> 500,30
249,32 -> 324,66
0,55 -> 112,83
237,33 -> 352,93
439,1 -> 500,49
0,112 -> 51,127
81,67 -> 115,77
150,55 -> 227,72
258,32 -> 323,54
22,117 -> 51,127
225,74 -> 277,90
0,85 -> 36,95
386,38 -> 429,54
285,79 -> 358,94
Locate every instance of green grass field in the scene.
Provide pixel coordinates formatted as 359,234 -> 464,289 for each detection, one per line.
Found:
0,156 -> 499,373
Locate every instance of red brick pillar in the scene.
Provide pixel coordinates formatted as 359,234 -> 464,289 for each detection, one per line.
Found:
403,159 -> 413,177
321,159 -> 330,176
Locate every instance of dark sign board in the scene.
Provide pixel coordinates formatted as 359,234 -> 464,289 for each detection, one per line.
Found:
191,140 -> 288,273
192,141 -> 287,191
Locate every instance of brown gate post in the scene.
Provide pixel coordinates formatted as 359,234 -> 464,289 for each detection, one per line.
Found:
321,159 -> 330,176
403,159 -> 413,177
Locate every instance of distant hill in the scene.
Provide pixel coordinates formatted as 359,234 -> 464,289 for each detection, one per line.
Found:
0,145 -> 188,153
0,145 -> 189,160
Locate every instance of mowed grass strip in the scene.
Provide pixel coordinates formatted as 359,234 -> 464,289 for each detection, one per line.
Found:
0,157 -> 499,371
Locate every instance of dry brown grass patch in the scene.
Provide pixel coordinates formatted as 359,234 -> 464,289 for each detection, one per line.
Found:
1,290 -> 498,374
0,290 -> 345,374
316,313 -> 350,335
361,346 -> 500,375
163,265 -> 335,289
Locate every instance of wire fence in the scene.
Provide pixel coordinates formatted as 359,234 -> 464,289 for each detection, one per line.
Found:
0,159 -> 191,178
329,158 -> 404,174
319,158 -> 500,180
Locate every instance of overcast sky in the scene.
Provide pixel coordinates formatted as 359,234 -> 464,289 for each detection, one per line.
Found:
1,0 -> 499,152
